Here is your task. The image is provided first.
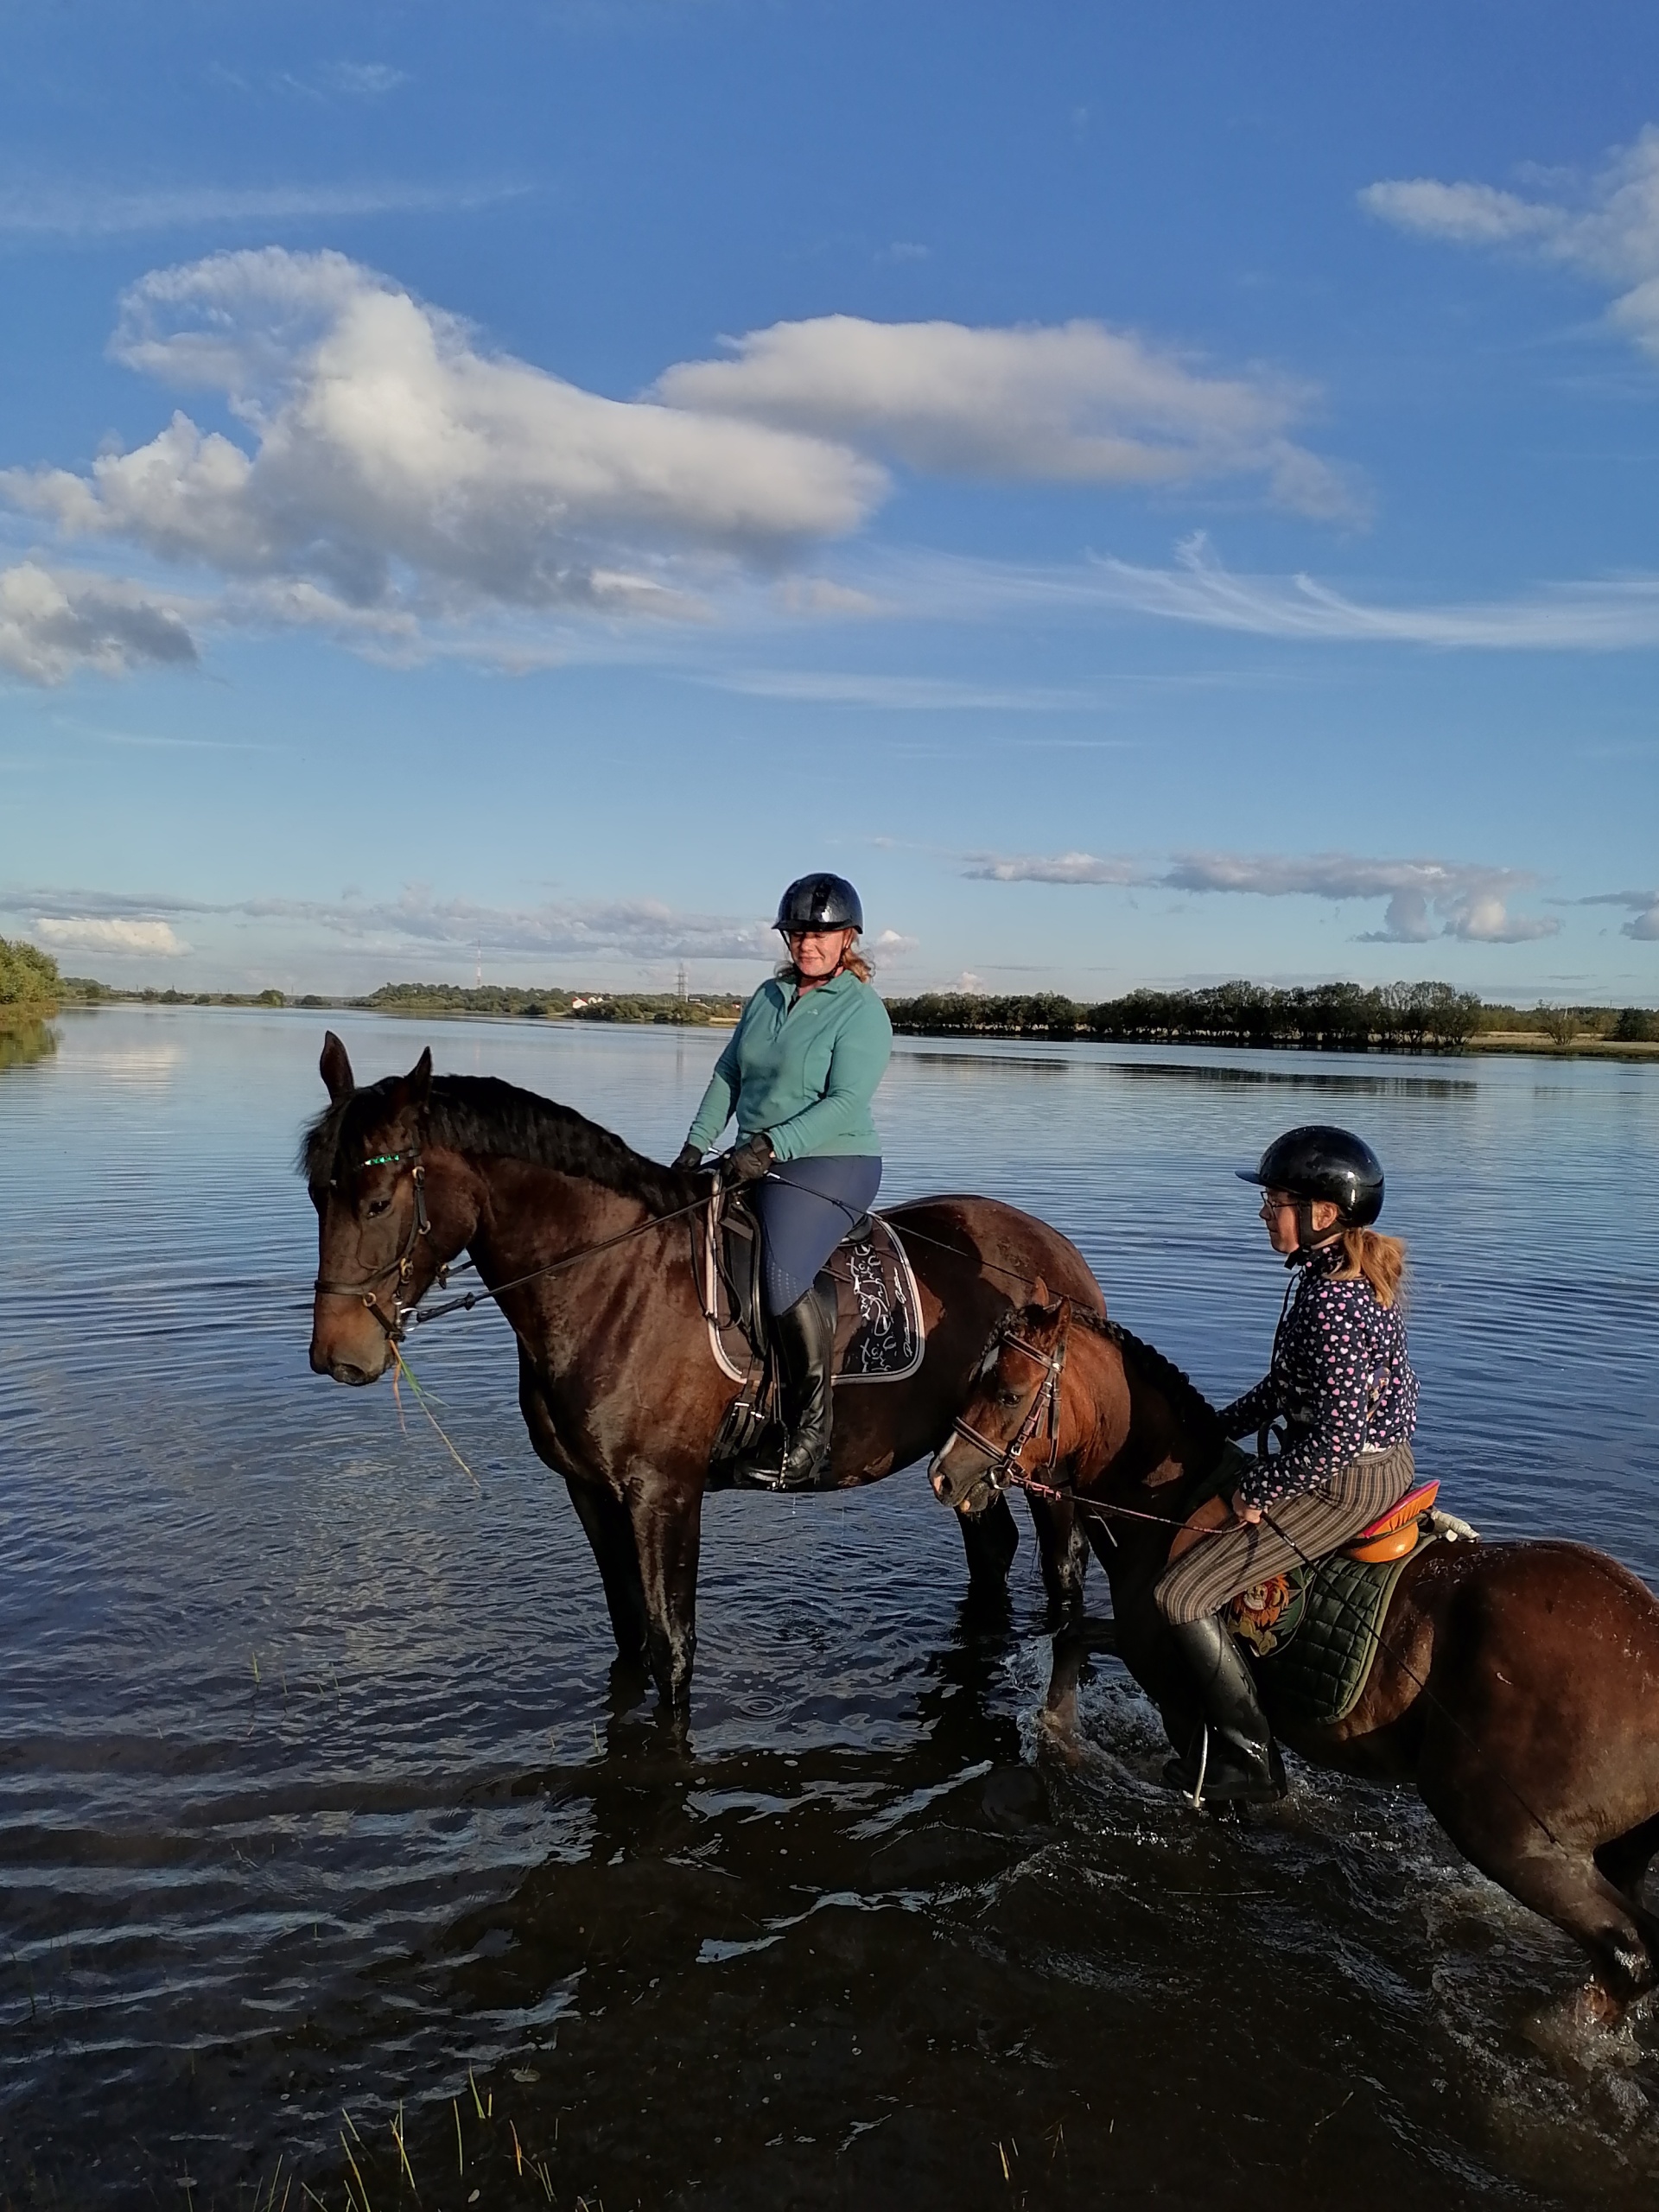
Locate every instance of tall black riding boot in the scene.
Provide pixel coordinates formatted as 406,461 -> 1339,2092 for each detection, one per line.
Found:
1162,1612 -> 1287,1806
733,1277 -> 837,1492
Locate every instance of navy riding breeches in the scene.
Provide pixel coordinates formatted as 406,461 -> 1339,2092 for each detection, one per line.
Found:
753,1154 -> 882,1315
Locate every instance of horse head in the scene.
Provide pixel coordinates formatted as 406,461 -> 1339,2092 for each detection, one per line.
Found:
304,1032 -> 454,1384
929,1281 -> 1073,1516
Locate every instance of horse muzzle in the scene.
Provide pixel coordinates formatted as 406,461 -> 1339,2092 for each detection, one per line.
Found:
308,1301 -> 395,1384
929,1445 -> 996,1516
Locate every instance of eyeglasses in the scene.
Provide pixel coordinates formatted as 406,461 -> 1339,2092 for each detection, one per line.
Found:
1257,1191 -> 1298,1217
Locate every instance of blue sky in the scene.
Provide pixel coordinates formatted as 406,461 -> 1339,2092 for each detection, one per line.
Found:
3,1 -> 1658,1001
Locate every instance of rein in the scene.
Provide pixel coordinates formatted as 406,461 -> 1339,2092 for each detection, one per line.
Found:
315,1144 -> 716,1341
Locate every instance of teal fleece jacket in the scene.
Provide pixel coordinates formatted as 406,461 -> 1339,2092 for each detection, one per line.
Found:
685,969 -> 892,1162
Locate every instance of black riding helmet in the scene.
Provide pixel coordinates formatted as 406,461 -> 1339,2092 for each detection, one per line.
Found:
775,873 -> 864,934
1236,1124 -> 1385,1248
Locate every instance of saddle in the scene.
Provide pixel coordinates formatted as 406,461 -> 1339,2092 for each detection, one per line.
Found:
1225,1480 -> 1480,1727
698,1179 -> 926,1467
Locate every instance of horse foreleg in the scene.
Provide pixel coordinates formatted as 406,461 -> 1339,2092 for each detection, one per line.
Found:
627,1484 -> 702,1713
1025,1492 -> 1089,1621
563,1476 -> 650,1671
957,1494 -> 1019,1592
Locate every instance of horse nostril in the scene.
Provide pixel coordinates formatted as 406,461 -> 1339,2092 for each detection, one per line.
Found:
330,1361 -> 372,1387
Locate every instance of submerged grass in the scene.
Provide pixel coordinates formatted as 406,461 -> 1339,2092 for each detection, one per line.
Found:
264,2075 -> 589,2212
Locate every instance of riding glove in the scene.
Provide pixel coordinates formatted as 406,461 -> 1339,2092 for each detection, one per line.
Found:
723,1133 -> 775,1185
672,1142 -> 703,1171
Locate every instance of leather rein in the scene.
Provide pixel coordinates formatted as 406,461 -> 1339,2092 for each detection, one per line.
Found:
314,1144 -> 718,1342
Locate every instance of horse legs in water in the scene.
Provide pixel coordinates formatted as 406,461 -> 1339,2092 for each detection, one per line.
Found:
626,1478 -> 702,1712
563,1476 -> 650,1673
957,1492 -> 1020,1593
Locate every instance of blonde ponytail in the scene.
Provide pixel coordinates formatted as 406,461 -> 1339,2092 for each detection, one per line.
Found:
1336,1226 -> 1407,1309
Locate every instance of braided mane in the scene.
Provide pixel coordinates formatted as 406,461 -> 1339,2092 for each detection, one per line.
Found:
1058,1304 -> 1224,1450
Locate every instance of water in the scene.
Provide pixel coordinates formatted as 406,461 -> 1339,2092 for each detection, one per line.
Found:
3,1007 -> 1658,2208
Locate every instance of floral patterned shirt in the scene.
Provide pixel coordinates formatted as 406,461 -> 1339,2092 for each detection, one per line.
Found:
1219,1242 -> 1419,1509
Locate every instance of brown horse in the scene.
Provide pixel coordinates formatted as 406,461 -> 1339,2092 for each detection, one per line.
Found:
303,1036 -> 1103,1711
930,1294 -> 1659,2018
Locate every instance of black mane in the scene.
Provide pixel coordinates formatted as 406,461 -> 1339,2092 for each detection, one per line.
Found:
302,1071 -> 698,1214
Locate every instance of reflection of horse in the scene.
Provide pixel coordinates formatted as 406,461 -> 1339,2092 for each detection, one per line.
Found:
303,1037 -> 1102,1710
931,1294 -> 1659,2019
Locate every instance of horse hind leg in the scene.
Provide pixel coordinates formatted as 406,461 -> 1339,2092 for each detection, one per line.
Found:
1465,1834 -> 1658,2021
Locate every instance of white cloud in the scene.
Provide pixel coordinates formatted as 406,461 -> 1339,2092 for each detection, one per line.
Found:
1363,125 -> 1659,360
35,917 -> 188,957
0,562 -> 199,683
1577,889 -> 1659,941
965,851 -> 1150,885
2,248 -> 886,628
966,844 -> 1559,944
655,315 -> 1357,518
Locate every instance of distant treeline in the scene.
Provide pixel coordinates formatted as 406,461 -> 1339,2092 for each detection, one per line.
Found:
884,982 -> 1659,1050
57,977 -> 747,1025
35,963 -> 1659,1050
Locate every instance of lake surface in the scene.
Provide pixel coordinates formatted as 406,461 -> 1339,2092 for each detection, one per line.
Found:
3,1007 -> 1658,2209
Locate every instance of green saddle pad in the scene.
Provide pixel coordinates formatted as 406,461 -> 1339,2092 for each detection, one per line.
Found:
1227,1535 -> 1434,1729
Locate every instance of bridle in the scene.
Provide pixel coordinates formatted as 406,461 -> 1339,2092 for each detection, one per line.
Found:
313,1146 -> 431,1339
948,1323 -> 1069,1491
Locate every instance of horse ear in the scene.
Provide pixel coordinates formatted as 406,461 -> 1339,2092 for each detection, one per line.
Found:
404,1046 -> 433,1108
320,1031 -> 354,1102
1030,1275 -> 1048,1310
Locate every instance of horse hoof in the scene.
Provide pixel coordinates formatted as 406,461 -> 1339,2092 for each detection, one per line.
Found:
1521,1982 -> 1641,2070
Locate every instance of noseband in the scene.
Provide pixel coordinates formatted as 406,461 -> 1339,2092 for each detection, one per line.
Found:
313,1146 -> 430,1338
949,1325 -> 1068,1491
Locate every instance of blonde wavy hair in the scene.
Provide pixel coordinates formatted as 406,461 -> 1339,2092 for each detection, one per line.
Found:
1334,1226 -> 1408,1310
777,930 -> 872,986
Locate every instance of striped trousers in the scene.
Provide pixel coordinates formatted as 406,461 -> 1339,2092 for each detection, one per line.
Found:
1154,1440 -> 1418,1626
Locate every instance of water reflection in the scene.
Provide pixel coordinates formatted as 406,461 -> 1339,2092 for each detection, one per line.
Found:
3,1007 -> 1658,2209
0,1016 -> 56,1071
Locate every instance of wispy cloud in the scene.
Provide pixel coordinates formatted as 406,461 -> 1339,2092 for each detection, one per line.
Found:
6,881 -> 778,964
965,845 -> 1560,944
0,181 -> 520,240
1363,124 -> 1659,363
1576,888 -> 1659,941
1077,534 -> 1659,649
707,670 -> 1101,710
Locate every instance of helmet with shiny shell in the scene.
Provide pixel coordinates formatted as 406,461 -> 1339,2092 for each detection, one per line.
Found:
1236,1124 -> 1384,1228
774,873 -> 864,934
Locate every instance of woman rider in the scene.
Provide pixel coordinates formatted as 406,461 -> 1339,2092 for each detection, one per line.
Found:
674,874 -> 892,1491
1156,1125 -> 1421,1805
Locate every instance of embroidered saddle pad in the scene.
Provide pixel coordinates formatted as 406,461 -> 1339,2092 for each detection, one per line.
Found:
699,1184 -> 926,1389
1227,1523 -> 1440,1729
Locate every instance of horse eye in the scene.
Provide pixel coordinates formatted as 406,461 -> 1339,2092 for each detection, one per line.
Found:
995,1388 -> 1022,1409
365,1197 -> 391,1219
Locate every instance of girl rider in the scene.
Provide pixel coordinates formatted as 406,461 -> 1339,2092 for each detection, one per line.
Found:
675,874 -> 892,1492
1156,1125 -> 1421,1805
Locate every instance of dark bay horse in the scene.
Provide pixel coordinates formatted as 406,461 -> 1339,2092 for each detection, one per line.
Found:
930,1294 -> 1659,2018
303,1037 -> 1103,1710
